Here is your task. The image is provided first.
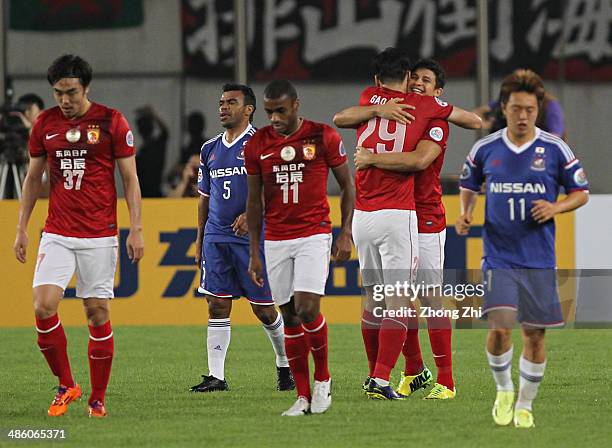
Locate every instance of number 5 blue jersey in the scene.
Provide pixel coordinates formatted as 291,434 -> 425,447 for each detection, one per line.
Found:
460,128 -> 589,268
197,124 -> 257,244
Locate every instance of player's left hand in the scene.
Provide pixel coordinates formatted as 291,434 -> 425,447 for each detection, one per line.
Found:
332,230 -> 353,262
531,199 -> 559,224
354,147 -> 374,170
232,213 -> 249,237
126,228 -> 145,263
248,255 -> 265,287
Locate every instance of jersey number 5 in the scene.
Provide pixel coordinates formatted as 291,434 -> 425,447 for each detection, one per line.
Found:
223,180 -> 231,199
357,118 -> 407,153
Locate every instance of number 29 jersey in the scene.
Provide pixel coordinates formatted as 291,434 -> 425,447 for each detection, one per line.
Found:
355,86 -> 453,212
244,119 -> 347,241
460,128 -> 589,268
29,103 -> 135,238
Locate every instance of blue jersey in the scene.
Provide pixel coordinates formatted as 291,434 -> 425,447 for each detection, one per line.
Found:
198,125 -> 256,244
460,128 -> 589,268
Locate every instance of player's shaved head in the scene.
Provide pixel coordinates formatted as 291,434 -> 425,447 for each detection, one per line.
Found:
372,47 -> 411,84
499,69 -> 545,108
263,80 -> 297,101
47,54 -> 93,87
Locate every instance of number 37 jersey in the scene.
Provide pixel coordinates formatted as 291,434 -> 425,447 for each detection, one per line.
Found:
29,103 -> 135,238
244,120 -> 347,241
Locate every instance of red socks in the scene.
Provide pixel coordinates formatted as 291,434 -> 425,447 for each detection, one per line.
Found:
88,321 -> 114,405
402,307 -> 424,375
427,316 -> 454,390
36,314 -> 74,388
372,317 -> 409,381
361,310 -> 381,376
284,325 -> 311,400
303,313 -> 330,382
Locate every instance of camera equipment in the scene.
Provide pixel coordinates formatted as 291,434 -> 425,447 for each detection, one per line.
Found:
0,85 -> 29,199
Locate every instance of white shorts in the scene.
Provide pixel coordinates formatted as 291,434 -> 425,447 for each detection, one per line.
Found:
264,233 -> 332,306
352,209 -> 419,287
33,232 -> 119,299
416,229 -> 446,287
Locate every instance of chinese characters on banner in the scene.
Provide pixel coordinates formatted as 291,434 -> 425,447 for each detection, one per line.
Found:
182,0 -> 612,81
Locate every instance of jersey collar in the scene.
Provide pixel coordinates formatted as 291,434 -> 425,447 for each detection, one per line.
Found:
222,123 -> 254,148
502,127 -> 541,154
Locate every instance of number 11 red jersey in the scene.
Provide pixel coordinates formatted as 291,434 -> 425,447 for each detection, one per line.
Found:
29,103 -> 135,238
244,119 -> 347,241
355,86 -> 453,212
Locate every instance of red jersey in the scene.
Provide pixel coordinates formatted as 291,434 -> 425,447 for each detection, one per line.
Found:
414,119 -> 449,233
244,119 -> 347,241
355,86 -> 453,211
29,103 -> 135,238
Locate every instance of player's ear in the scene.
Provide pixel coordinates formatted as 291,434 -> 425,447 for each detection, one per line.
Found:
434,87 -> 444,97
244,104 -> 254,117
293,98 -> 300,111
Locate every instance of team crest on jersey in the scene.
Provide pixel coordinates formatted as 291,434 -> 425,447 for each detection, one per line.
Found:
87,125 -> 100,144
237,149 -> 245,160
302,142 -> 316,160
535,146 -> 545,154
281,145 -> 296,161
574,168 -> 588,186
429,127 -> 444,142
460,162 -> 471,179
66,128 -> 81,143
531,156 -> 546,171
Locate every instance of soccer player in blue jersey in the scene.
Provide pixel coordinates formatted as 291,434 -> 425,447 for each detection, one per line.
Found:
456,70 -> 589,428
189,84 -> 294,393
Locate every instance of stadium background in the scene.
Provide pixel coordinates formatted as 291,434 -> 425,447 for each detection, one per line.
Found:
0,0 -> 610,326
0,2 -> 611,446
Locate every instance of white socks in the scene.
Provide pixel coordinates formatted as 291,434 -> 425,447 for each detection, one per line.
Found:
207,318 -> 231,380
262,312 -> 289,368
516,356 -> 546,411
486,346 -> 514,392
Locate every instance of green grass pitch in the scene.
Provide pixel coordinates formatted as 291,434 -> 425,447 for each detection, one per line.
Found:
1,325 -> 611,447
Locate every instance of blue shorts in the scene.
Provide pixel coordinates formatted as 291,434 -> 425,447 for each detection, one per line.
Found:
482,260 -> 564,327
199,241 -> 273,305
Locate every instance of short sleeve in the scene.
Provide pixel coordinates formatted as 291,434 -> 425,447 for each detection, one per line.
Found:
197,144 -> 210,196
243,133 -> 261,175
459,143 -> 485,192
559,157 -> 589,193
28,115 -> 46,157
111,111 -> 136,158
420,119 -> 449,149
422,95 -> 454,120
322,126 -> 348,168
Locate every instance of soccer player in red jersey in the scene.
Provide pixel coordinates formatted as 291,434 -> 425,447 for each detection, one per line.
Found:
13,55 -> 144,418
333,48 -> 480,400
244,80 -> 354,416
353,59 -> 458,400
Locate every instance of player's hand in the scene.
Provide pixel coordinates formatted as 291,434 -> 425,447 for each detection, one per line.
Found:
248,254 -> 265,287
13,229 -> 28,263
332,230 -> 353,262
377,98 -> 415,124
231,213 -> 249,237
126,228 -> 144,263
455,213 -> 472,236
531,199 -> 559,224
354,147 -> 375,170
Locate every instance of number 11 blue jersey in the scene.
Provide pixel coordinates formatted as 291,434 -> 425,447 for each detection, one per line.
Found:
460,128 -> 589,268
